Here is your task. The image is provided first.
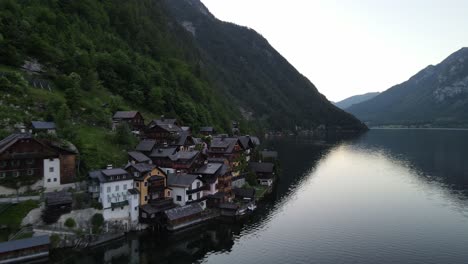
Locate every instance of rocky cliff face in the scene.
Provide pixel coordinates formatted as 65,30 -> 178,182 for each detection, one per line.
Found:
347,48 -> 468,127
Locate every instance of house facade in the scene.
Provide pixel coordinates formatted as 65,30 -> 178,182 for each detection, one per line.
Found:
167,173 -> 206,209
112,111 -> 145,132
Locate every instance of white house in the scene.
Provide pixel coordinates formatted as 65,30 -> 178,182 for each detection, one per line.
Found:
43,158 -> 61,189
89,168 -> 138,224
167,173 -> 206,209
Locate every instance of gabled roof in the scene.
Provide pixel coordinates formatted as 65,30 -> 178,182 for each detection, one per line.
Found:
113,111 -> 140,119
164,204 -> 203,221
0,133 -> 56,155
90,168 -> 131,183
167,173 -> 200,188
173,131 -> 192,146
150,147 -> 178,158
126,163 -> 155,173
169,150 -> 200,162
128,151 -> 151,163
209,137 -> 239,153
102,168 -> 129,177
31,121 -> 56,130
196,163 -> 223,175
250,136 -> 261,146
249,162 -> 274,173
238,136 -> 254,150
136,140 -> 156,152
0,235 -> 50,254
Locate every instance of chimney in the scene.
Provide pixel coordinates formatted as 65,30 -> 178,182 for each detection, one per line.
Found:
107,164 -> 113,169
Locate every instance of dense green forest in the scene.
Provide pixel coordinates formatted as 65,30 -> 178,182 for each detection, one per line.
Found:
0,0 -> 365,171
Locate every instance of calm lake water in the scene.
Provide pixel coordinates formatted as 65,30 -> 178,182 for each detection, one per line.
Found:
53,129 -> 468,264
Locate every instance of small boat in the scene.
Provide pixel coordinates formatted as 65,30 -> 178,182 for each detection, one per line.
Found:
247,204 -> 257,211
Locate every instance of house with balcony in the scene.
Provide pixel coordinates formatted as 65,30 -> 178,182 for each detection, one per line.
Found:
207,137 -> 243,166
169,150 -> 203,173
167,173 -> 206,209
88,168 -> 139,224
145,116 -> 182,144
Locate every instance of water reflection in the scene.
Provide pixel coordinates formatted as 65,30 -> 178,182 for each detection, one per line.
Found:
54,129 -> 468,264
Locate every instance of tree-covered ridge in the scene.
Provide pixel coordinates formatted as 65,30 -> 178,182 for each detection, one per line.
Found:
0,0 -> 236,131
164,0 -> 366,131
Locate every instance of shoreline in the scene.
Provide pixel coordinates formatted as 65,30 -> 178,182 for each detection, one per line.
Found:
370,127 -> 468,131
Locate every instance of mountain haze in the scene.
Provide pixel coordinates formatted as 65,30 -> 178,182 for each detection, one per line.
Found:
334,92 -> 380,110
347,48 -> 468,127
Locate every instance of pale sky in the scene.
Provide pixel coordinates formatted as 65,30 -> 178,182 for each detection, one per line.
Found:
200,0 -> 468,102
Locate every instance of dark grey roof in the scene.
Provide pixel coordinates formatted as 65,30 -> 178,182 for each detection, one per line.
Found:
136,140 -> 156,152
210,137 -> 239,153
31,121 -> 56,130
196,163 -> 222,175
164,204 -> 203,221
129,163 -> 155,173
174,131 -> 191,146
238,136 -> 253,150
250,136 -> 261,146
128,189 -> 139,195
0,235 -> 50,254
0,133 -> 46,154
167,173 -> 200,188
233,188 -> 256,199
158,123 -> 182,133
113,111 -> 139,119
192,138 -> 203,145
170,150 -> 199,161
261,150 -> 278,159
150,147 -> 177,158
249,162 -> 274,173
102,168 -> 129,177
45,191 -> 72,206
128,151 -> 151,163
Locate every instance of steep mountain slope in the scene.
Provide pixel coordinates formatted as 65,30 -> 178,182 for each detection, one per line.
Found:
334,92 -> 380,110
347,48 -> 468,127
164,0 -> 366,131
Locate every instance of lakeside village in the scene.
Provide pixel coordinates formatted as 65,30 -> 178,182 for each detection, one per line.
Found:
0,111 -> 279,263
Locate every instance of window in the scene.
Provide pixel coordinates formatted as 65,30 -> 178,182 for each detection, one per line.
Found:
123,184 -> 127,190
176,195 -> 182,201
53,178 -> 57,182
100,186 -> 103,193
49,158 -> 54,161
27,169 -> 34,176
144,196 -> 148,201
197,192 -> 201,200
123,195 -> 127,200
11,160 -> 20,167
197,182 -> 201,189
108,197 -> 111,203
144,182 -> 148,187
47,178 -> 51,182
26,159 -> 34,165
134,172 -> 139,177
135,182 -> 139,188
115,185 -> 119,192
13,171 -> 20,177
107,186 -> 111,193
49,167 -> 54,173
188,194 -> 192,201
135,206 -> 138,211
0,172 -> 6,179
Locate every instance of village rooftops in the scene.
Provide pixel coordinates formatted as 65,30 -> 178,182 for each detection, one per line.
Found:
249,162 -> 274,173
113,111 -> 140,119
0,235 -> 50,254
167,173 -> 200,188
31,121 -> 56,130
128,151 -> 151,163
164,203 -> 203,221
135,140 -> 157,153
209,137 -> 239,154
150,147 -> 178,158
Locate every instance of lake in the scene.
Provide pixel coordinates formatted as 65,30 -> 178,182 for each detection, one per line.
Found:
54,129 -> 468,264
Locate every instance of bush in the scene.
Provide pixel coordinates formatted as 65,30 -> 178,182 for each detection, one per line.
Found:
64,218 -> 76,228
246,171 -> 258,186
91,213 -> 104,234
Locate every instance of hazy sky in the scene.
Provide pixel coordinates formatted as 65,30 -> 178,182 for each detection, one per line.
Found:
201,0 -> 468,102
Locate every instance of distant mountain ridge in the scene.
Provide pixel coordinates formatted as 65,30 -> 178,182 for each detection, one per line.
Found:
164,0 -> 367,132
334,92 -> 380,110
347,48 -> 468,127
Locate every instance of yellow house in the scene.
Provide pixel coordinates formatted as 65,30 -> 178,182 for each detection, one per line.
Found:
126,164 -> 170,206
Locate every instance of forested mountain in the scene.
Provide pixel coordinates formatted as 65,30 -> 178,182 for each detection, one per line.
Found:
0,0 -> 365,169
347,48 -> 468,127
163,0 -> 365,131
334,92 -> 380,110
